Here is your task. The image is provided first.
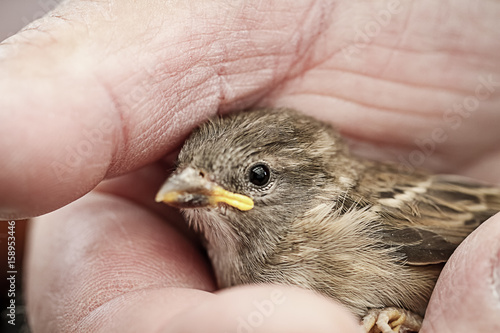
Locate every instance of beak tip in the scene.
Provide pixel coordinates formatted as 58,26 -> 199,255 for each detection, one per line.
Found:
155,188 -> 168,203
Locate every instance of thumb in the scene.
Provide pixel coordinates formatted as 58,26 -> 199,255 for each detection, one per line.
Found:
421,213 -> 500,332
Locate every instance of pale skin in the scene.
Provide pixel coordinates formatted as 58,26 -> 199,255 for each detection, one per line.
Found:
1,1 -> 500,332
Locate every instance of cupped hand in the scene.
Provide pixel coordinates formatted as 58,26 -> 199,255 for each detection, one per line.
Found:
1,0 -> 499,332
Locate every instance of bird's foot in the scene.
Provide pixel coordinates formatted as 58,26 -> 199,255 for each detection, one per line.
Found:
361,307 -> 422,333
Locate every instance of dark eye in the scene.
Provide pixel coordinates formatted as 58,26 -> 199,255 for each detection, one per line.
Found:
249,164 -> 271,186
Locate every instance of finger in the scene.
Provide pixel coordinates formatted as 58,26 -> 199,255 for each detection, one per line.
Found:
25,191 -> 215,332
421,213 -> 500,332
0,0 -> 326,219
164,285 -> 362,333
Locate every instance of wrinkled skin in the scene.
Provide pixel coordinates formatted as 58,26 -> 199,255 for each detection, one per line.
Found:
1,1 -> 499,332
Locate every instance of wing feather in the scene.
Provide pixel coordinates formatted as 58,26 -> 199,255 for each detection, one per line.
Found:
358,164 -> 500,265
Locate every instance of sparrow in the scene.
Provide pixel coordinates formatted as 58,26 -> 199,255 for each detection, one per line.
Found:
156,108 -> 500,333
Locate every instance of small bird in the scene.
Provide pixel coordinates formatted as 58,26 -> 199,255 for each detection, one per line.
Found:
156,108 -> 500,333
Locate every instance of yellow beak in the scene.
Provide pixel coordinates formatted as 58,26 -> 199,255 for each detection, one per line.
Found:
155,167 -> 254,211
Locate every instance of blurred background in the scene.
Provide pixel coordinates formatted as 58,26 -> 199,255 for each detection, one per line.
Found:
0,0 -> 63,41
1,2 -> 64,332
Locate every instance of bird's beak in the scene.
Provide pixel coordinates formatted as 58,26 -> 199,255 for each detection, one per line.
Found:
155,167 -> 254,211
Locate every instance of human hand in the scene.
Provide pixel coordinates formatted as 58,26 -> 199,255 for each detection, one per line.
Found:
1,0 -> 499,332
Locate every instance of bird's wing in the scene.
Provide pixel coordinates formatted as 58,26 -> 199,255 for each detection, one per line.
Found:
358,165 -> 500,265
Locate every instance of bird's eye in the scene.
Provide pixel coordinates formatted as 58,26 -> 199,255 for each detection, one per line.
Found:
249,164 -> 271,187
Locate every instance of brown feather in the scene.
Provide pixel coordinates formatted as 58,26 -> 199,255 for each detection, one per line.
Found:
357,162 -> 500,265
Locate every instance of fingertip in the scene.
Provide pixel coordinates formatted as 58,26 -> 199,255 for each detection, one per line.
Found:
0,74 -> 118,220
163,285 -> 362,333
421,213 -> 500,332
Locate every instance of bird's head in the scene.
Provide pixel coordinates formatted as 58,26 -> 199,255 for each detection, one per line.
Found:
156,108 -> 355,283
